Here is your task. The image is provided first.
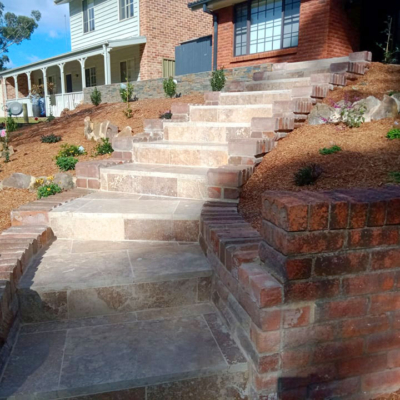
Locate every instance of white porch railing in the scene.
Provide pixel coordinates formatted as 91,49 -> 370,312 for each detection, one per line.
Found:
47,92 -> 84,117
5,92 -> 83,118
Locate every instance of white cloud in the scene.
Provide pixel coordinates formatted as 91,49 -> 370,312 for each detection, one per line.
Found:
26,55 -> 40,63
2,0 -> 70,38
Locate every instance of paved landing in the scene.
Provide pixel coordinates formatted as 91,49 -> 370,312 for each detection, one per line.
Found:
0,305 -> 247,399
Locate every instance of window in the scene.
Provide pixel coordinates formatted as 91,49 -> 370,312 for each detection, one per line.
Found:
120,0 -> 134,20
85,67 -> 96,87
83,0 -> 95,33
234,0 -> 300,56
120,59 -> 135,82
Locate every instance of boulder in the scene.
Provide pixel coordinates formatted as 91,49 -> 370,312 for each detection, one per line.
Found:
54,172 -> 74,190
308,103 -> 336,125
0,145 -> 14,158
370,95 -> 399,121
101,120 -> 118,141
390,93 -> 400,112
353,96 -> 381,122
118,126 -> 133,137
3,173 -> 34,189
84,116 -> 94,140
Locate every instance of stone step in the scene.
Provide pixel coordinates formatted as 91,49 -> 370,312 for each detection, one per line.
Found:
219,90 -> 292,105
279,55 -> 349,71
132,141 -> 228,167
189,104 -> 273,123
17,239 -> 213,323
244,77 -> 311,92
100,163 -> 210,200
164,121 -> 251,143
48,192 -> 206,242
3,286 -> 247,398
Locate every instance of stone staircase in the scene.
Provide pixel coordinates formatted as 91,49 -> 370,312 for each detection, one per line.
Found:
0,51 -> 372,399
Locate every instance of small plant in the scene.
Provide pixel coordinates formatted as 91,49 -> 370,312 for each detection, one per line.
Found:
376,16 -> 400,64
91,87 -> 102,106
94,138 -> 114,156
56,156 -> 78,171
389,171 -> 400,184
160,110 -> 172,119
57,143 -> 85,158
5,116 -> 18,133
319,145 -> 342,155
294,164 -> 323,186
210,67 -> 226,91
41,133 -> 61,143
163,76 -> 177,98
47,111 -> 55,122
386,128 -> 400,140
37,183 -> 62,199
120,79 -> 134,118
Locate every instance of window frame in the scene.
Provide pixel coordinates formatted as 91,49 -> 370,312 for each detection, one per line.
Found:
119,0 -> 134,21
85,66 -> 97,87
120,59 -> 135,82
233,0 -> 299,57
83,0 -> 95,34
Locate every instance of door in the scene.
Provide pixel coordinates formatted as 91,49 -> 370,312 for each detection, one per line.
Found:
66,74 -> 73,93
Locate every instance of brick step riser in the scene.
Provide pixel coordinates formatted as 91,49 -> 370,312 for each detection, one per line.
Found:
219,92 -> 292,106
17,275 -> 211,324
132,147 -> 229,168
165,125 -> 251,143
100,171 -> 209,200
189,107 -> 273,123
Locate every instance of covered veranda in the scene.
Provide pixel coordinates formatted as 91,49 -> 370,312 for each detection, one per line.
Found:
0,36 -> 146,118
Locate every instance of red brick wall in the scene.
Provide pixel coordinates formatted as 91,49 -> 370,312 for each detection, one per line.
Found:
139,0 -> 212,80
5,75 -> 29,100
202,186 -> 400,399
215,0 -> 360,69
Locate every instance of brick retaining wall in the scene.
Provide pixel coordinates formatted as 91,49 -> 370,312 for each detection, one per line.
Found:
202,187 -> 400,399
83,63 -> 273,103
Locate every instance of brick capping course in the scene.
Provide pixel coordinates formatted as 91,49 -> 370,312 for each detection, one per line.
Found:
203,186 -> 400,399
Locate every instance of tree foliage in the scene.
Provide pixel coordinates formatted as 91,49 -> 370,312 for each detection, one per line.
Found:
0,2 -> 41,71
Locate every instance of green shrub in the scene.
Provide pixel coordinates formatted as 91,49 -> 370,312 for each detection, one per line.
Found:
386,128 -> 400,140
6,117 -> 18,133
47,112 -> 55,122
160,110 -> 172,119
210,68 -> 226,91
389,171 -> 400,183
120,81 -> 134,103
56,156 -> 78,171
163,77 -> 177,98
294,164 -> 323,186
94,138 -> 114,156
91,87 -> 102,106
57,143 -> 85,158
37,183 -> 62,199
41,133 -> 61,143
319,145 -> 342,155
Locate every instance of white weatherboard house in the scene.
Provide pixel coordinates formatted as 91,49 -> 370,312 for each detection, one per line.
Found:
0,0 -> 211,117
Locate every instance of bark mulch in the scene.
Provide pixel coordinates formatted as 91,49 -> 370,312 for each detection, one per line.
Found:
0,93 -> 204,232
239,62 -> 400,231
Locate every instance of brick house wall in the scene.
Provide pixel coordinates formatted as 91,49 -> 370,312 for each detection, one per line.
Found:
214,0 -> 360,69
202,186 -> 400,399
139,0 -> 212,80
5,75 -> 29,100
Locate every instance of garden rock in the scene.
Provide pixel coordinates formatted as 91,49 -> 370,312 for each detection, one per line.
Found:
0,145 -> 14,158
390,93 -> 400,112
101,120 -> 118,141
3,173 -> 35,189
84,117 -> 94,140
54,172 -> 74,190
308,103 -> 336,125
118,126 -> 133,137
353,96 -> 381,122
370,95 -> 399,121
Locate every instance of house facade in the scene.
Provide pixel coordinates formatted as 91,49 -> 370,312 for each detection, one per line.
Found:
0,0 -> 211,117
188,0 -> 361,70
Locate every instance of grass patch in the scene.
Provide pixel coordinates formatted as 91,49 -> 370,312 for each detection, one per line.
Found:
319,145 -> 342,155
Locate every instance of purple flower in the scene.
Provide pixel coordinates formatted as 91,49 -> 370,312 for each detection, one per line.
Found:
320,117 -> 328,123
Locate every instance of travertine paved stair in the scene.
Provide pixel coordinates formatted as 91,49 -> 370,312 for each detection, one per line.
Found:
0,51 -> 372,399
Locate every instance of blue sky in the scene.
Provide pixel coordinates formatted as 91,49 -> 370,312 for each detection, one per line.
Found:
3,0 -> 71,69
